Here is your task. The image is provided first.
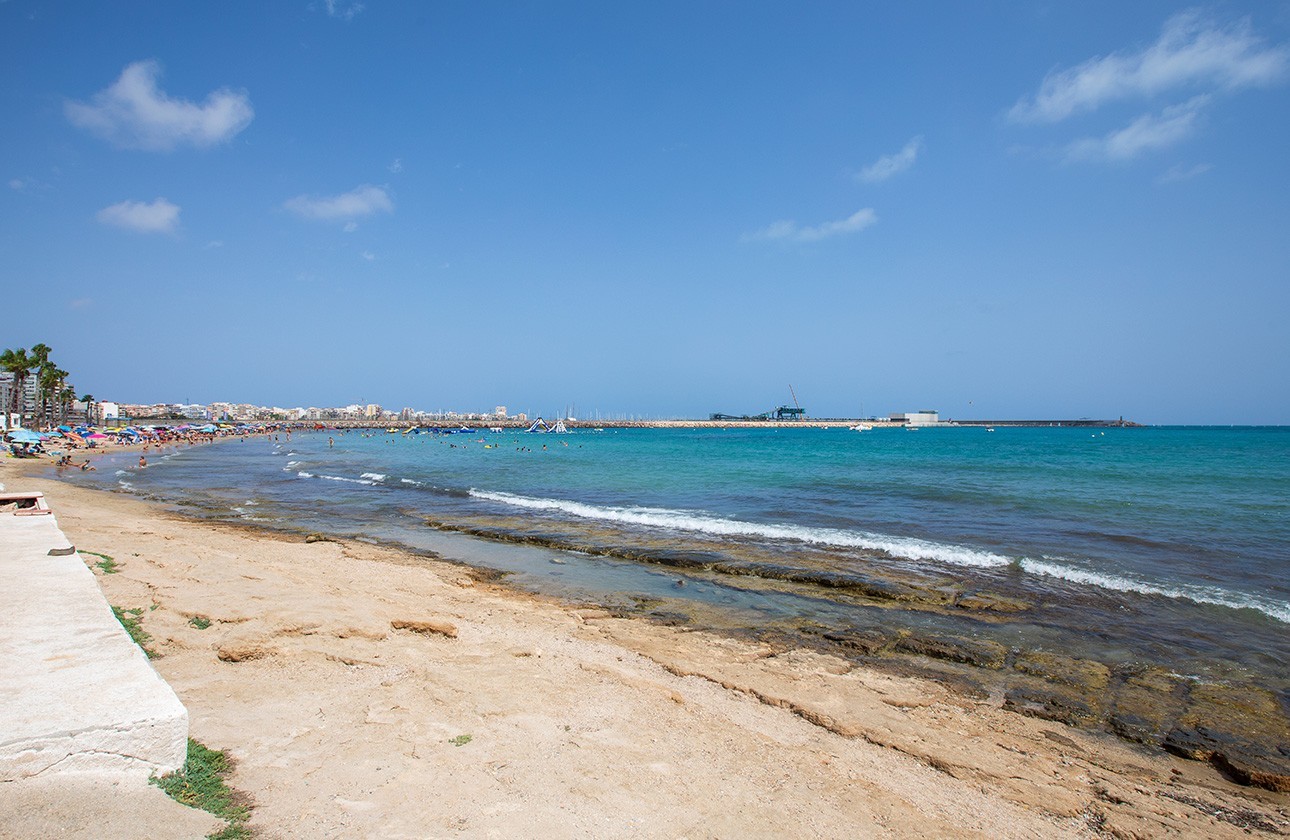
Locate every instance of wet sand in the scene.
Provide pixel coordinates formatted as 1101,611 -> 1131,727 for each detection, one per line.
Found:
1,456 -> 1287,838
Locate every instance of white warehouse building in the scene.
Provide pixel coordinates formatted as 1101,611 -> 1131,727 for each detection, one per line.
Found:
889,410 -> 940,426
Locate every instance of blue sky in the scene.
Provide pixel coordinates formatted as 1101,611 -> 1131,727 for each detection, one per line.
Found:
3,2 -> 1288,423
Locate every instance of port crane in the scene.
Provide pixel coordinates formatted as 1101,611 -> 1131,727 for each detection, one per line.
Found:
710,386 -> 807,421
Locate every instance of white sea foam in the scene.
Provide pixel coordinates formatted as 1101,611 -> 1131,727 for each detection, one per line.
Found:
469,490 -> 1290,624
360,473 -> 387,482
320,474 -> 374,485
286,461 -> 301,469
1022,558 -> 1290,624
297,471 -> 315,478
469,490 -> 1011,569
115,470 -> 128,476
400,478 -> 423,486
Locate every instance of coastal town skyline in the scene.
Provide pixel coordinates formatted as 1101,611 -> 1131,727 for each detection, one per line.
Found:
4,3 -> 1289,424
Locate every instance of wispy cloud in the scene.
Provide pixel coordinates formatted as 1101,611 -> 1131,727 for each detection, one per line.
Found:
66,60 -> 253,151
388,158 -> 403,174
1157,162 -> 1213,184
96,198 -> 181,233
1010,11 -> 1288,124
1063,96 -> 1209,162
361,250 -> 377,261
323,0 -> 365,21
9,176 -> 51,193
745,209 -> 877,243
856,136 -> 924,183
283,185 -> 393,223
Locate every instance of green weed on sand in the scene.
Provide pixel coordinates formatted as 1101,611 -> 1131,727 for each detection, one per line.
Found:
111,605 -> 154,658
153,739 -> 252,840
82,550 -> 118,574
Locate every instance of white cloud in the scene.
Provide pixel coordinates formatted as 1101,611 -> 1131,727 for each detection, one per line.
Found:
1157,162 -> 1213,183
66,60 -> 253,151
8,176 -> 49,192
284,185 -> 393,223
857,136 -> 924,182
96,198 -> 181,233
388,158 -> 403,173
361,250 -> 376,261
745,208 -> 877,243
1010,11 -> 1288,123
203,240 -> 225,250
1064,96 -> 1209,162
323,0 -> 365,20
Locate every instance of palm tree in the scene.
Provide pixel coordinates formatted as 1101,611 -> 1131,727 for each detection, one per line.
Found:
0,347 -> 35,428
37,365 -> 60,429
30,344 -> 52,425
58,386 -> 76,427
50,368 -> 69,427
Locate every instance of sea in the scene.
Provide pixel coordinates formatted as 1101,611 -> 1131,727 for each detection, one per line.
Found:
63,425 -> 1290,691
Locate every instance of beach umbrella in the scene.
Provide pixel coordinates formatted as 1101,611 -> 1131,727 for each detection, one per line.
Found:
86,433 -> 109,440
6,429 -> 43,443
57,425 -> 72,432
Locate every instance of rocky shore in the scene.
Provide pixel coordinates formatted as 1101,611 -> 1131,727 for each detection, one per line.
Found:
423,513 -> 1290,794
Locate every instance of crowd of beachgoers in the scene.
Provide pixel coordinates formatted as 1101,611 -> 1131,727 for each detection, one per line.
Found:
2,421 -> 289,467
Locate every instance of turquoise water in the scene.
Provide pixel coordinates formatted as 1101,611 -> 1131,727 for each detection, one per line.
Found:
69,425 -> 1290,679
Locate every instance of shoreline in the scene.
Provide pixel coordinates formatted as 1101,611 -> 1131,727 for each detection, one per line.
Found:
62,433 -> 1290,791
2,457 -> 1288,837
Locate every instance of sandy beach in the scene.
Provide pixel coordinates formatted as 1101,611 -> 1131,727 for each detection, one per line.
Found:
2,452 -> 1287,839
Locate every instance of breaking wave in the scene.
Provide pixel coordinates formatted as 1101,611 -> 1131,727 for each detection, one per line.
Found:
469,490 -> 1290,624
468,489 -> 1012,569
1022,558 -> 1290,624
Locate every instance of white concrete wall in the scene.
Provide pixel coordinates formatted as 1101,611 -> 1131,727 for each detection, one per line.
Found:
0,512 -> 188,780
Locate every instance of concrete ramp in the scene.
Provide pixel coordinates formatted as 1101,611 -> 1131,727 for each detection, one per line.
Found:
0,507 -> 188,780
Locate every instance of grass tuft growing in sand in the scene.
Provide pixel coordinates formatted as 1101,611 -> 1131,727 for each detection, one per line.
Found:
82,550 -> 119,574
153,739 -> 252,839
111,605 -> 154,658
